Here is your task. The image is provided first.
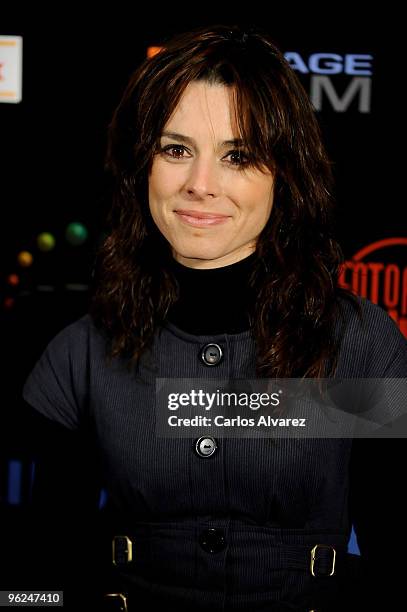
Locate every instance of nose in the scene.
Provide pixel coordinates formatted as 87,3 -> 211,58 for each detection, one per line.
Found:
183,157 -> 221,200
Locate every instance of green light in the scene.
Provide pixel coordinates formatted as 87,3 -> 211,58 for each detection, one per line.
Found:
65,222 -> 88,246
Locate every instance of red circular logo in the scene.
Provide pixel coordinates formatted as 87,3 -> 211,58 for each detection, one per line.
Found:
339,237 -> 407,338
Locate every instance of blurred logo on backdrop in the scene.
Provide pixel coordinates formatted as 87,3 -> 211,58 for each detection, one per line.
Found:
146,47 -> 373,114
285,52 -> 373,113
339,238 -> 407,337
0,35 -> 22,104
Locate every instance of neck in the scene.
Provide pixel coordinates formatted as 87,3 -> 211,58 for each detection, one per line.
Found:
166,253 -> 257,335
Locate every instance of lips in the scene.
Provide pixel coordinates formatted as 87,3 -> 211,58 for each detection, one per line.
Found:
174,209 -> 231,227
174,209 -> 230,219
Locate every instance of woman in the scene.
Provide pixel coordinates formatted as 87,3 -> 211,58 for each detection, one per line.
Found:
22,24 -> 407,611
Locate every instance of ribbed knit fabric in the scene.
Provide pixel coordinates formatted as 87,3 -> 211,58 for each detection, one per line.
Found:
166,252 -> 256,335
22,292 -> 407,611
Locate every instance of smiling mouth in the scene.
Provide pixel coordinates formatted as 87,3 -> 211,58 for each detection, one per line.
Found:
174,210 -> 231,227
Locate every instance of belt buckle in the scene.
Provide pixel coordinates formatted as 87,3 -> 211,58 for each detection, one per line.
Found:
310,544 -> 336,576
104,593 -> 128,612
112,535 -> 133,565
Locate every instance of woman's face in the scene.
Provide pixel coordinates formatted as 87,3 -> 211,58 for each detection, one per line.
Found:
148,81 -> 275,269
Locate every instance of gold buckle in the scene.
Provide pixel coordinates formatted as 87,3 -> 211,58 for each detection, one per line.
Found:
310,544 -> 336,576
104,593 -> 128,612
112,535 -> 133,565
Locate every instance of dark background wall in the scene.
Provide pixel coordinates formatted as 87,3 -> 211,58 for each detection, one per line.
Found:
0,8 -> 404,585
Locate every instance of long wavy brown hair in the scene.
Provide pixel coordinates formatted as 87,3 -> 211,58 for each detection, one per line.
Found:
89,24 -> 358,377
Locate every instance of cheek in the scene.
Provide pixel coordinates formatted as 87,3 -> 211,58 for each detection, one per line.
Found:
148,172 -> 165,228
148,163 -> 163,202
256,178 -> 275,220
148,166 -> 168,224
149,160 -> 184,202
148,165 -> 181,234
238,180 -> 274,222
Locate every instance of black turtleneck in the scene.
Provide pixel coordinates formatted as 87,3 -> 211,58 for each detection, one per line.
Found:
166,253 -> 257,336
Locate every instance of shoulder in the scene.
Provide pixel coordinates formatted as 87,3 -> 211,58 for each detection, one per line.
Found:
22,314 -> 107,430
42,314 -> 106,357
334,293 -> 407,376
337,293 -> 401,335
53,313 -> 96,339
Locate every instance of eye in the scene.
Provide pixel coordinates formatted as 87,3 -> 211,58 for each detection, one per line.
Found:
160,144 -> 191,159
224,149 -> 250,166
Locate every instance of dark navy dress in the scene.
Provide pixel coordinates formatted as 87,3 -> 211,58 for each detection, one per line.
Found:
22,255 -> 407,611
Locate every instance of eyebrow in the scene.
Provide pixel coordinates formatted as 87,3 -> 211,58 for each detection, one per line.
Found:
161,131 -> 245,148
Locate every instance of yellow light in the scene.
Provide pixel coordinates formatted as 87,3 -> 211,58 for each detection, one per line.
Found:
37,232 -> 56,252
17,251 -> 34,267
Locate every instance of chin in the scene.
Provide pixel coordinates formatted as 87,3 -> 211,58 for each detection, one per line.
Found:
175,248 -> 227,260
173,242 -> 226,261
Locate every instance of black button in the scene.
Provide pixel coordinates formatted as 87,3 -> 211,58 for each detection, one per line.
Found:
199,528 -> 226,553
195,436 -> 217,458
200,343 -> 223,366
